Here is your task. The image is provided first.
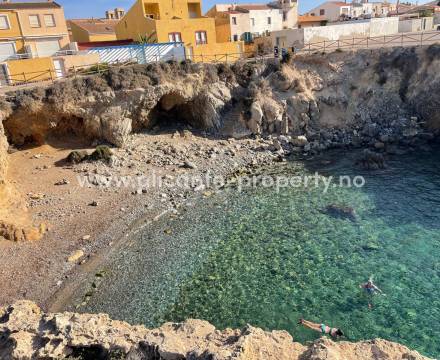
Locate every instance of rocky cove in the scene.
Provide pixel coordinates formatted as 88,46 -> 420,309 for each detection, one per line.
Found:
0,46 -> 440,359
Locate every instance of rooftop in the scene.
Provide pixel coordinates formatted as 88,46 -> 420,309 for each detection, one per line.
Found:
298,14 -> 327,22
236,4 -> 273,10
0,0 -> 61,10
68,18 -> 119,35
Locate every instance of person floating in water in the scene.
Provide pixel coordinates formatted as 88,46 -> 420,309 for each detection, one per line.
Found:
360,276 -> 384,308
298,318 -> 344,338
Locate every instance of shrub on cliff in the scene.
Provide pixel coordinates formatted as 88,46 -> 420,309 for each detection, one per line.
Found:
231,61 -> 260,87
426,44 -> 440,64
217,63 -> 235,83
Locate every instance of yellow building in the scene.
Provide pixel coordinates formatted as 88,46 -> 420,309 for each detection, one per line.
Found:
68,19 -> 119,43
115,0 -> 243,62
0,0 -> 70,60
0,1 -> 101,87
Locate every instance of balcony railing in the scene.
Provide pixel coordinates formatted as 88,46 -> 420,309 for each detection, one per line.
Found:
4,49 -> 87,61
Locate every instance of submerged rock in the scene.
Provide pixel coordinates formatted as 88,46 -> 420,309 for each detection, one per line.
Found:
323,204 -> 357,222
0,301 -> 430,360
355,149 -> 386,170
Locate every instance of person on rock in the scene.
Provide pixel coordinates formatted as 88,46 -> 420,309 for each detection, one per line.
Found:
298,318 -> 344,338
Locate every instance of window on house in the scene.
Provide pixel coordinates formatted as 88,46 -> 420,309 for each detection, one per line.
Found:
168,32 -> 182,42
251,18 -> 255,26
283,11 -> 287,21
267,17 -> 271,24
232,16 -> 237,25
233,34 -> 238,41
44,14 -> 55,27
146,14 -> 155,19
320,9 -> 325,15
29,14 -> 40,28
195,30 -> 207,45
0,15 -> 10,29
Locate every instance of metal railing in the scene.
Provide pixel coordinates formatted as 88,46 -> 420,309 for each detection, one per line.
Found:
3,49 -> 86,62
297,31 -> 440,54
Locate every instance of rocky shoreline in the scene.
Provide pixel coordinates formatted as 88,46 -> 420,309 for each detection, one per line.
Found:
0,46 -> 439,358
0,301 -> 431,359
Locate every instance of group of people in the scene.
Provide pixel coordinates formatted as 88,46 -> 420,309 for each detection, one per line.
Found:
298,277 -> 385,339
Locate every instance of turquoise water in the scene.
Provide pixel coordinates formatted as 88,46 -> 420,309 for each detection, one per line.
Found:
80,147 -> 440,358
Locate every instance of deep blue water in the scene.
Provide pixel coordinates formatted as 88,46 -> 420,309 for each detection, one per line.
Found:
79,147 -> 440,358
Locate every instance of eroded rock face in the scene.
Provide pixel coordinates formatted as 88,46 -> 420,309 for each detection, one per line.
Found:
0,112 -> 9,185
0,301 -> 430,360
2,46 -> 440,151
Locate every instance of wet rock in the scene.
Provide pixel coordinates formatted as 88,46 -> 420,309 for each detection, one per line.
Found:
323,204 -> 357,222
355,149 -> 386,170
291,135 -> 308,147
362,243 -> 380,251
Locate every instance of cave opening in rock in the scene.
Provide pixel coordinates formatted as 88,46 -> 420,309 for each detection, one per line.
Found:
4,115 -> 87,149
148,93 -> 204,132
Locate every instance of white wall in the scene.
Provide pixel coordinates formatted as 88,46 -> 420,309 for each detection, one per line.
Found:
398,17 -> 434,33
271,17 -> 399,48
230,12 -> 251,41
249,8 -> 283,35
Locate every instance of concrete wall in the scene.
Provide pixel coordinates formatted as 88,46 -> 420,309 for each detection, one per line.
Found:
271,17 -> 399,48
213,15 -> 231,43
398,17 -> 434,33
55,53 -> 101,72
6,57 -> 54,84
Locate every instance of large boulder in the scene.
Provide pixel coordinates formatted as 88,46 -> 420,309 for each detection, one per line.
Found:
248,102 -> 263,135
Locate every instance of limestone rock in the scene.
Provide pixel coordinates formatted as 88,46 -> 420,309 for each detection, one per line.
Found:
291,135 -> 309,147
248,102 -> 263,135
0,114 -> 9,185
67,250 -> 85,263
0,301 -> 430,360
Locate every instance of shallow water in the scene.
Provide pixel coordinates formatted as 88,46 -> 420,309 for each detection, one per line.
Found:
80,147 -> 440,357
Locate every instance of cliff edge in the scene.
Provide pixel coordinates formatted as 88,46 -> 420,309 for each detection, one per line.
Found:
0,301 -> 430,360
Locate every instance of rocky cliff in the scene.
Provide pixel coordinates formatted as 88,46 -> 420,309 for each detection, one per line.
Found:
0,301 -> 430,360
1,45 -> 439,152
0,107 -> 10,185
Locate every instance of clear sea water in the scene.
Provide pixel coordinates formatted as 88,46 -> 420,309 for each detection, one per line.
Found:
79,147 -> 440,358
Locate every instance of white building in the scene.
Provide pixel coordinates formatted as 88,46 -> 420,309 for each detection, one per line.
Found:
271,16 -> 399,48
206,1 -> 298,42
306,1 -> 397,22
307,1 -> 352,22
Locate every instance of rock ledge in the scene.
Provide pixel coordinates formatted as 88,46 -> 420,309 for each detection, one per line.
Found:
0,301 -> 430,359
